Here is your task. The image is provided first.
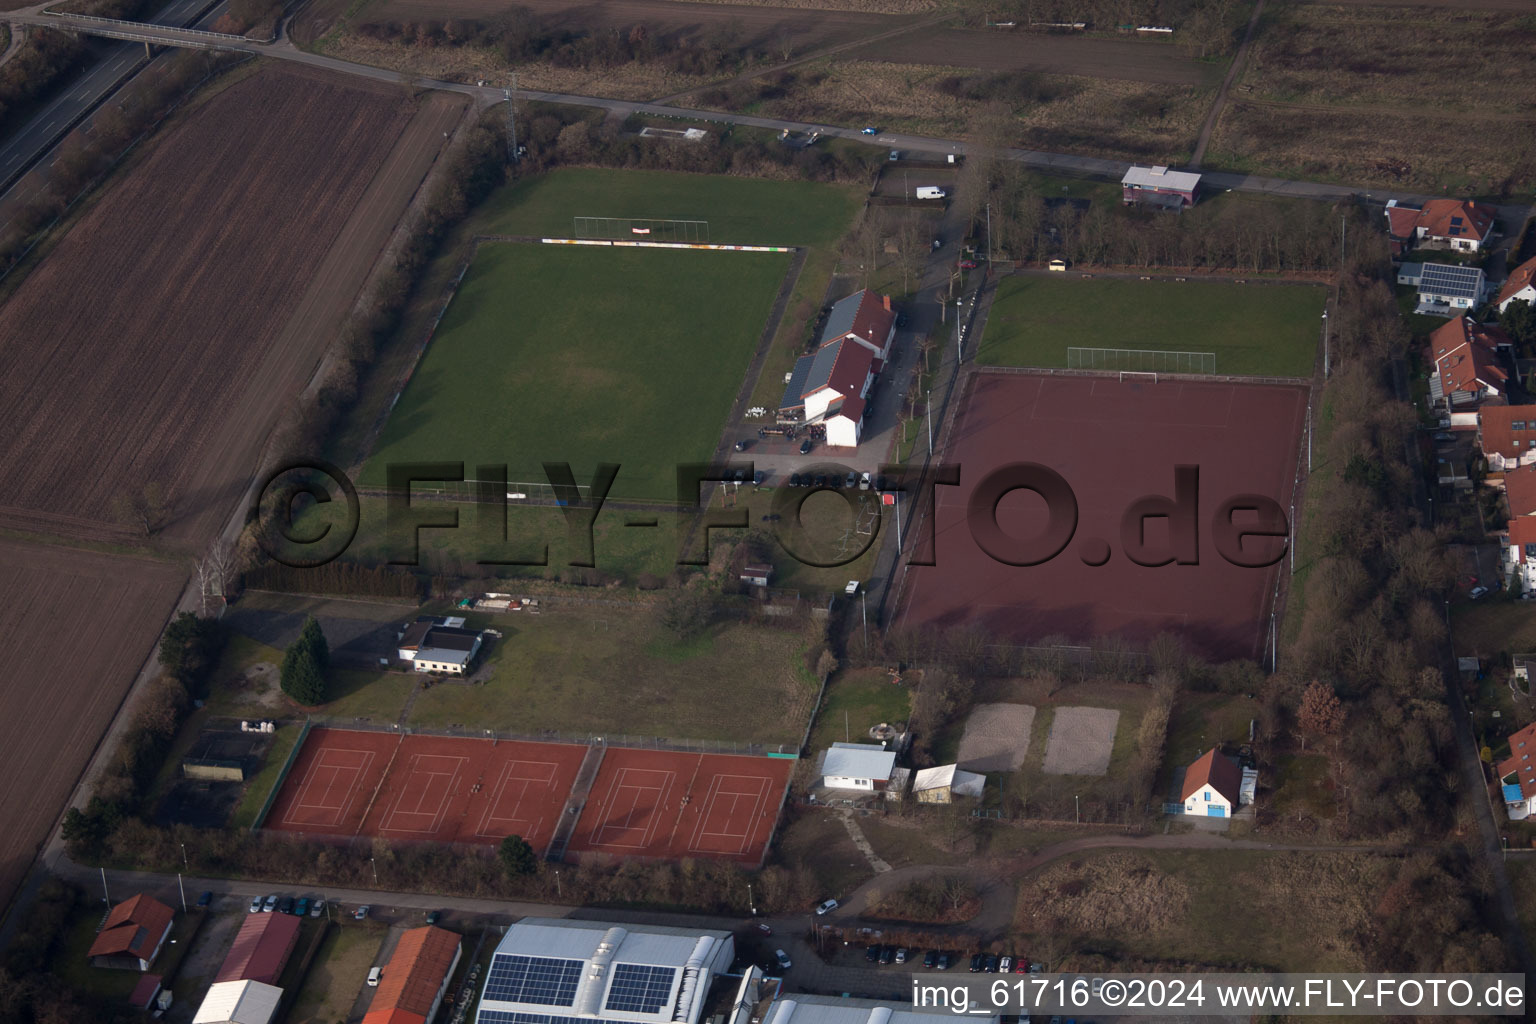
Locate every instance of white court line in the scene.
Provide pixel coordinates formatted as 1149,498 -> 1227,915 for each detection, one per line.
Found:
591,767 -> 672,849
475,759 -> 558,839
688,775 -> 770,855
379,754 -> 465,835
282,748 -> 375,828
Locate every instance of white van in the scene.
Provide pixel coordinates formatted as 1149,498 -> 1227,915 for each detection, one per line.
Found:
367,967 -> 382,987
915,186 -> 946,200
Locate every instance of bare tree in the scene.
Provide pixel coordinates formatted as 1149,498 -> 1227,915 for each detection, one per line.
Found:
195,540 -> 238,615
112,482 -> 169,537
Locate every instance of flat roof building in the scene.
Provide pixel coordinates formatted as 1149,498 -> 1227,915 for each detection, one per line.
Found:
192,980 -> 282,1024
1121,165 -> 1200,208
474,918 -> 734,1024
761,994 -> 999,1024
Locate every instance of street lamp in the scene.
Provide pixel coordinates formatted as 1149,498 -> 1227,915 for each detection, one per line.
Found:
1321,311 -> 1329,378
748,882 -> 756,916
555,870 -> 562,898
1074,794 -> 1080,824
180,843 -> 188,870
370,857 -> 378,885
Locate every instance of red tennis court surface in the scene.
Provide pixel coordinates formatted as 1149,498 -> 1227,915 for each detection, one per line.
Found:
895,372 -> 1306,660
566,748 -> 792,866
265,728 -> 587,855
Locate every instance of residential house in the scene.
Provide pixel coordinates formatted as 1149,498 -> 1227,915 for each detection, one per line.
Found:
397,615 -> 483,675
363,926 -> 462,1024
1478,404 -> 1536,471
1505,466 -> 1536,595
911,764 -> 986,803
1497,722 -> 1536,821
817,742 -> 896,791
1384,200 -> 1421,257
1497,254 -> 1536,314
1180,747 -> 1242,818
1120,165 -> 1200,208
1428,317 -> 1510,424
779,290 -> 895,448
1411,263 -> 1488,317
87,894 -> 174,971
1416,199 -> 1497,252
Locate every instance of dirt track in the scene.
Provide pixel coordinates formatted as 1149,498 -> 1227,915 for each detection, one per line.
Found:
848,29 -> 1209,85
0,66 -> 445,547
0,540 -> 184,914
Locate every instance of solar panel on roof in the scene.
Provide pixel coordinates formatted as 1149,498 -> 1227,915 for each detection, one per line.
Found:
604,965 -> 676,1014
478,1013 -> 620,1024
482,955 -> 583,1006
1418,264 -> 1482,299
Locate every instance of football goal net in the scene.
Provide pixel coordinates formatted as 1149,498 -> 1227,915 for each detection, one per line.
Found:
1067,347 -> 1216,374
573,217 -> 709,242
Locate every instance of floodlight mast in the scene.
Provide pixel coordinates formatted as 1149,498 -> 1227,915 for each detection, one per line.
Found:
505,75 -> 519,166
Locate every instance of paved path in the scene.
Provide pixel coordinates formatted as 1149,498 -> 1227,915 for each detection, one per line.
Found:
1190,0 -> 1265,168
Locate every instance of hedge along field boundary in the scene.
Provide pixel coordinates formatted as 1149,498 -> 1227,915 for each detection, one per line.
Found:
249,717 -> 313,830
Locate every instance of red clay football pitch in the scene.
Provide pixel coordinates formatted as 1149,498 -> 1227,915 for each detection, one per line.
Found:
566,748 -> 792,865
894,372 -> 1306,660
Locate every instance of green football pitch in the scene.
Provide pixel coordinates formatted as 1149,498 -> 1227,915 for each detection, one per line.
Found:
979,276 -> 1325,377
361,242 -> 789,501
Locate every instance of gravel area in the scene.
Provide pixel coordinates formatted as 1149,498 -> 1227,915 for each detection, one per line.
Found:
956,702 -> 1035,772
1041,706 -> 1120,776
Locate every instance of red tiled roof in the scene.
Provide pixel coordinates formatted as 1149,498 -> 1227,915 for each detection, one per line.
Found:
1480,405 -> 1536,459
216,909 -> 302,985
1432,318 -> 1508,397
1180,748 -> 1241,804
1508,466 -> 1536,518
1385,204 -> 1420,240
815,338 -> 874,403
846,290 -> 896,352
827,394 -> 867,424
362,926 -> 460,1023
1499,255 -> 1536,307
88,894 -> 173,960
1416,199 -> 1495,243
363,1011 -> 426,1024
128,974 -> 163,1009
1497,722 -> 1536,800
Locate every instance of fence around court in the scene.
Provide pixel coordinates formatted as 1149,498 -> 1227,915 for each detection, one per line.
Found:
308,716 -> 799,759
1066,346 -> 1216,374
249,717 -> 314,831
977,364 -> 1309,388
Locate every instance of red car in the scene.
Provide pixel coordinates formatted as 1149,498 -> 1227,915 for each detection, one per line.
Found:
958,260 -> 979,269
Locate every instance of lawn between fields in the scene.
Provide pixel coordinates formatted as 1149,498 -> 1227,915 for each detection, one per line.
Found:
360,242 -> 788,502
978,276 -> 1324,377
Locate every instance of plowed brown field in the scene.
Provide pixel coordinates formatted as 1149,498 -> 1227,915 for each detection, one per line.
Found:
0,65 -> 418,546
0,540 -> 184,913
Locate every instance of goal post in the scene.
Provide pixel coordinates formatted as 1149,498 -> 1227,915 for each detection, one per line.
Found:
573,217 -> 709,242
1066,347 -> 1216,374
1118,371 -> 1157,384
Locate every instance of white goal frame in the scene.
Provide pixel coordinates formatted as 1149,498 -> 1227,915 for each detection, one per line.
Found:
1118,371 -> 1157,384
573,217 -> 709,242
1067,346 -> 1216,374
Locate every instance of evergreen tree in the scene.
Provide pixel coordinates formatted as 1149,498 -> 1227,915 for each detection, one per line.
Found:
280,616 -> 329,706
498,835 -> 537,876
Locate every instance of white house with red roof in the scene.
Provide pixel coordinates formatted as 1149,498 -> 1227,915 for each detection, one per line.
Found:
1502,465 -> 1536,596
1417,199 -> 1497,252
1498,255 -> 1536,314
1497,722 -> 1536,820
1179,748 -> 1249,818
780,290 -> 896,448
1478,405 -> 1536,472
1428,317 -> 1511,424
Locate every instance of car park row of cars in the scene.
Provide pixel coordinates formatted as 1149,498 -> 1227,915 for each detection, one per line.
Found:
247,894 -> 336,918
787,471 -> 882,490
862,946 -> 1038,973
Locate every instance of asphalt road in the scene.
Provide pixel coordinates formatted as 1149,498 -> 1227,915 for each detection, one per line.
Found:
0,0 -> 228,201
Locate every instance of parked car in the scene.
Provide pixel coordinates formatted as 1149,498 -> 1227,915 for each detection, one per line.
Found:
354,905 -> 370,920
196,890 -> 213,908
831,473 -> 844,489
294,897 -> 309,917
814,474 -> 827,488
775,949 -> 793,970
800,439 -> 813,455
998,955 -> 1014,973
1029,962 -> 1043,974
1048,258 -> 1069,272
1434,432 -> 1454,442
861,126 -> 879,135
859,472 -> 871,490
932,238 -> 942,251
426,910 -> 441,925
249,896 -> 263,914
1012,957 -> 1029,974
262,894 -> 279,913
753,470 -> 765,485
983,955 -> 1000,973
936,951 -> 952,971
875,474 -> 888,491
735,440 -> 750,451
879,946 -> 895,965
1471,585 -> 1489,599
278,897 -> 295,915
755,922 -> 773,935
845,471 -> 858,489
958,259 -> 979,269
896,312 -> 909,327
368,966 -> 382,987
923,950 -> 939,969
969,954 -> 985,973
894,948 -> 909,964
889,150 -> 900,161
311,899 -> 325,918
866,945 -> 882,963
789,473 -> 802,487
815,898 -> 839,915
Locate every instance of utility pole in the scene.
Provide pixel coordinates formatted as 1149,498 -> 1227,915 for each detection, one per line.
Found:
986,203 -> 992,270
101,867 -> 109,905
926,390 -> 933,453
1322,311 -> 1330,378
505,75 -> 519,167
861,591 -> 868,652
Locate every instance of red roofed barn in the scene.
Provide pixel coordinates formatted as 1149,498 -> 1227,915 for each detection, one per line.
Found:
88,894 -> 174,971
216,910 -> 302,986
362,925 -> 462,1024
1180,748 -> 1241,818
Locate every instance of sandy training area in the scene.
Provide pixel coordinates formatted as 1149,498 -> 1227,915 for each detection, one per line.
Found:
956,703 -> 1036,772
0,540 -> 184,912
1041,707 -> 1121,777
0,65 -> 453,547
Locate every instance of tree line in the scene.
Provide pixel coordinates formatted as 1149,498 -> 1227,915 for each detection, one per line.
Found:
0,30 -> 90,143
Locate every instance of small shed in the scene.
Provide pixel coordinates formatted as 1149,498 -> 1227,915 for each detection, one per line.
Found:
741,564 -> 773,588
818,742 -> 896,791
912,764 -> 986,804
128,974 -> 164,1010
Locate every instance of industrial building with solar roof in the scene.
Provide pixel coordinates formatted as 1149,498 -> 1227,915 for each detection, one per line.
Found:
474,919 -> 734,1024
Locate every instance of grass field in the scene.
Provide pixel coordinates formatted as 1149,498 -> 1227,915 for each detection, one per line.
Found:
287,921 -> 387,1024
476,168 -> 861,247
979,277 -> 1324,376
361,242 -> 788,501
807,667 -> 914,753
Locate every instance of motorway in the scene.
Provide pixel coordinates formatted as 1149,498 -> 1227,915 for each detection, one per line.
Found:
0,0 -> 233,221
